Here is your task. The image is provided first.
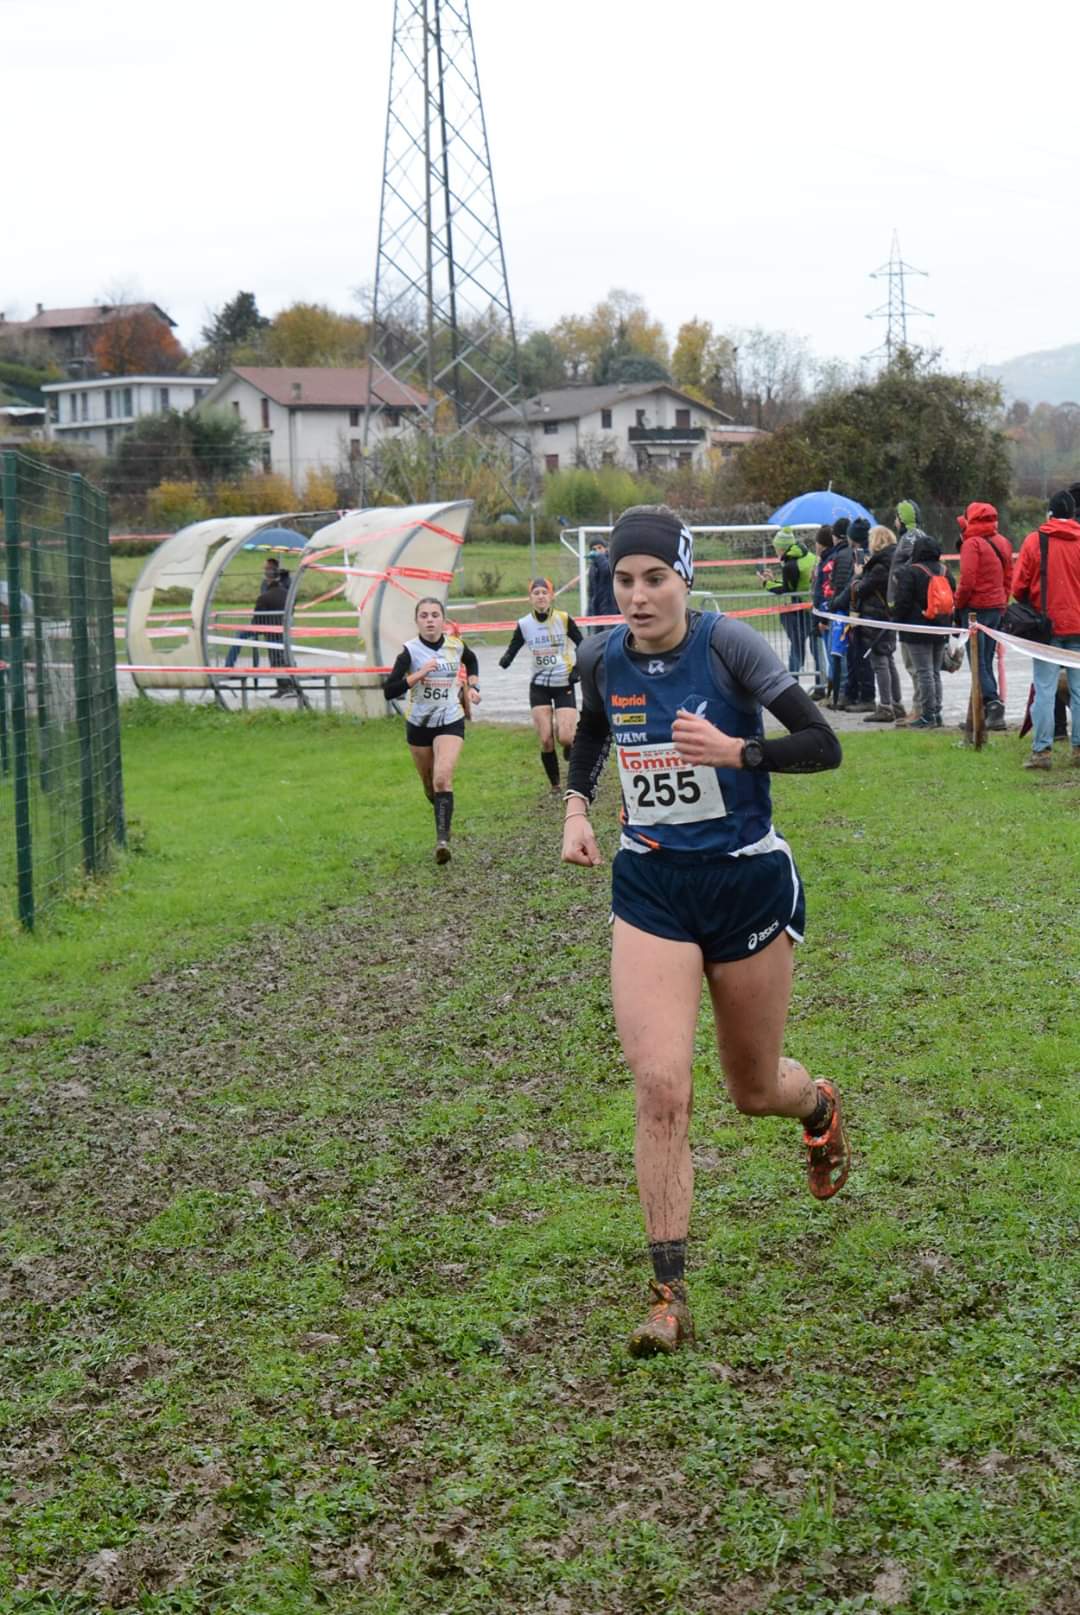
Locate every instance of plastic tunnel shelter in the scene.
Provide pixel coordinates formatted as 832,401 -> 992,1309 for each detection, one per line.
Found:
125,501 -> 473,714
125,514 -> 302,694
284,500 -> 473,717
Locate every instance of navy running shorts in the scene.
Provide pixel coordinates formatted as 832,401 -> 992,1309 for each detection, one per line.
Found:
405,719 -> 466,747
529,679 -> 577,711
610,842 -> 805,962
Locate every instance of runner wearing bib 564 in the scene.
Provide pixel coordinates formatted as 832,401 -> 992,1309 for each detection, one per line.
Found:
384,597 -> 480,865
499,578 -> 582,793
562,505 -> 851,1357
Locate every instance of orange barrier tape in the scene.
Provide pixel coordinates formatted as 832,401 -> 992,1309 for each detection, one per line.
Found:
119,664 -> 391,677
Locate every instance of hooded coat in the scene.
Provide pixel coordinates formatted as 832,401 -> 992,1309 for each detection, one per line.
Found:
954,503 -> 1013,611
1012,517 -> 1080,636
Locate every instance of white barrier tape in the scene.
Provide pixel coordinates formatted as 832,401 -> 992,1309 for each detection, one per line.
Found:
813,610 -> 966,639
977,624 -> 1080,669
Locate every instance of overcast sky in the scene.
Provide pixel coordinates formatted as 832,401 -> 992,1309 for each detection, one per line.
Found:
4,0 -> 1074,374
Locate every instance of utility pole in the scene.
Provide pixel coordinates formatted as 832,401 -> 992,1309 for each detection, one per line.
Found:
361,0 -> 534,510
865,230 -> 933,366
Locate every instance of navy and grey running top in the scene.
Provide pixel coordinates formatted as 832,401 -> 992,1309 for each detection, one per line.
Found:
604,612 -> 773,854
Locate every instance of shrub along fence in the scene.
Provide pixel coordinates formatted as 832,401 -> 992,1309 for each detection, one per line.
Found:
1,452 -> 125,929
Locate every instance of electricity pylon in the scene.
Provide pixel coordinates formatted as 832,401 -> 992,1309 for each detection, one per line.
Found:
361,0 -> 532,506
865,231 -> 933,365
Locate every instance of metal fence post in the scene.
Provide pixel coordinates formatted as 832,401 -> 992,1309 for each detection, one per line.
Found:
3,452 -> 35,928
66,477 -> 98,873
86,481 -> 125,848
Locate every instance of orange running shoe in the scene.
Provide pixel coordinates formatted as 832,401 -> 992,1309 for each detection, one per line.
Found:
627,1279 -> 694,1357
803,1079 -> 851,1200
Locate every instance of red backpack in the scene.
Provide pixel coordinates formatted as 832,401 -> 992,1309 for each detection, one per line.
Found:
916,564 -> 955,624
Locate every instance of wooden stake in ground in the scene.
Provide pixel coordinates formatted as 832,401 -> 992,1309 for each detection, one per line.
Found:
969,613 -> 985,749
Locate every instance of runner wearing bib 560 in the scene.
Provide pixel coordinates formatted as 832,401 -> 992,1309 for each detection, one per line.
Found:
499,578 -> 583,793
562,505 -> 852,1357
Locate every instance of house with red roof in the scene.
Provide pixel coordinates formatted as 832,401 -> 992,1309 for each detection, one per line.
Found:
199,366 -> 429,485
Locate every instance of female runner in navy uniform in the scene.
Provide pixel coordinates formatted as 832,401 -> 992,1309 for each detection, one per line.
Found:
562,507 -> 850,1356
499,578 -> 583,793
384,597 -> 480,864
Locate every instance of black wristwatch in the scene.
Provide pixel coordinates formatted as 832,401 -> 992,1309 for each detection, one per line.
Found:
741,737 -> 765,771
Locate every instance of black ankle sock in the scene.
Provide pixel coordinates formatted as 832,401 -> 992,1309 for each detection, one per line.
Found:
649,1238 -> 687,1285
540,749 -> 560,787
433,790 -> 453,841
803,1088 -> 832,1136
562,744 -> 572,762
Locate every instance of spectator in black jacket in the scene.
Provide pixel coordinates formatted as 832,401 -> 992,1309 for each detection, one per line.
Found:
586,540 -> 617,631
831,517 -> 875,708
254,568 -> 295,698
851,525 -> 904,722
892,535 -> 955,729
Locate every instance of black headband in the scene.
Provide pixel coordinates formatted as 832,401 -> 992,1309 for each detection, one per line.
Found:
609,510 -> 694,587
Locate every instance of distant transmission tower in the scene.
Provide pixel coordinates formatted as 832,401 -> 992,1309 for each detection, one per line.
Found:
361,0 -> 532,506
865,230 -> 933,365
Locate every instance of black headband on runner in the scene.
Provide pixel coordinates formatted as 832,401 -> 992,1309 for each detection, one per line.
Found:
609,509 -> 694,587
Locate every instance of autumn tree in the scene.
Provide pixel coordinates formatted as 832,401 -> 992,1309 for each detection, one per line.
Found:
263,302 -> 370,367
92,310 -> 186,376
731,348 -> 1011,512
672,318 -> 736,407
548,290 -> 669,386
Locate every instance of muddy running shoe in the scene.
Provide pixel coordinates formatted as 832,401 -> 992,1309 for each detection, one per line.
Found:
435,840 -> 452,864
627,1279 -> 693,1358
803,1079 -> 851,1200
1022,753 -> 1052,771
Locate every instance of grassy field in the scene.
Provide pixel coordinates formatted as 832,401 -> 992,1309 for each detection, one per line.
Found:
2,708 -> 1078,1613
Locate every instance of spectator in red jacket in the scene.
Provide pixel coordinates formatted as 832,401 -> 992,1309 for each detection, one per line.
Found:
954,501 -> 1013,729
1012,489 -> 1080,769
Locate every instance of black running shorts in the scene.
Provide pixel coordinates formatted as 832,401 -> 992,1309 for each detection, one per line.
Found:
529,680 -> 577,711
405,719 -> 466,747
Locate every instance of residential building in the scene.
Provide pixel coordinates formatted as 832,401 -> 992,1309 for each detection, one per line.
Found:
709,423 -> 771,461
487,383 -> 733,475
0,302 -> 177,376
199,367 -> 429,485
42,375 -> 217,456
0,404 -> 48,442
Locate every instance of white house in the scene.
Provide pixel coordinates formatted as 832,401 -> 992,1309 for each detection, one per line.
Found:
43,375 -> 217,456
488,383 -> 733,475
198,367 -> 429,485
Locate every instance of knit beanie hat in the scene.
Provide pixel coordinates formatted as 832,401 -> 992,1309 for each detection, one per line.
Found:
1049,489 -> 1076,520
896,498 -> 920,530
849,517 -> 871,546
609,506 -> 694,587
773,525 -> 797,553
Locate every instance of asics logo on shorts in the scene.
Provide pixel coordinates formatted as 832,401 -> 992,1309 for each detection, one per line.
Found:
747,918 -> 779,952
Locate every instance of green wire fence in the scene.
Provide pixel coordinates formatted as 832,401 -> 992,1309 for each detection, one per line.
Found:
1,451 -> 125,930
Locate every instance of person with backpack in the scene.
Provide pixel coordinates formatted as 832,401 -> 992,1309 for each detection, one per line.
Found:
892,535 -> 956,729
1011,489 -> 1080,770
954,502 -> 1013,731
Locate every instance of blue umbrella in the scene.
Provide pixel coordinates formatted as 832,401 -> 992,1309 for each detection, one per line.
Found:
768,490 -> 874,528
242,526 -> 307,552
